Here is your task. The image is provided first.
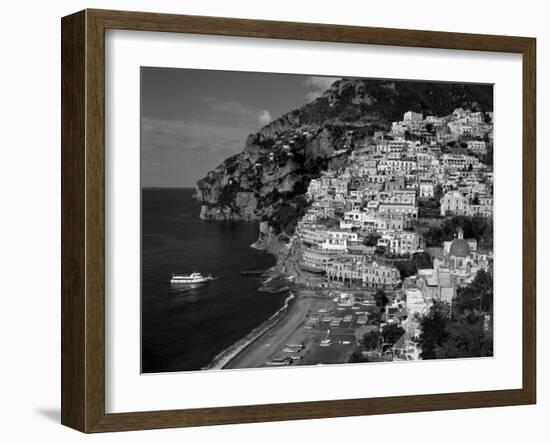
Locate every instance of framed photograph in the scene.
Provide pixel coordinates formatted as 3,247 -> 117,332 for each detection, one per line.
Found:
61,9 -> 536,433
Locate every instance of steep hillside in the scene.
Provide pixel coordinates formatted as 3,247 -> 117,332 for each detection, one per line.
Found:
194,78 -> 493,238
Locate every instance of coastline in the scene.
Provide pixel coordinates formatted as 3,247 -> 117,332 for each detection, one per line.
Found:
203,227 -> 359,371
223,289 -> 358,370
203,233 -> 292,371
203,291 -> 296,370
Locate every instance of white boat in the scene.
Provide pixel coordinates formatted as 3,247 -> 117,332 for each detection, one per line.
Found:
265,357 -> 292,366
320,331 -> 332,347
170,272 -> 216,284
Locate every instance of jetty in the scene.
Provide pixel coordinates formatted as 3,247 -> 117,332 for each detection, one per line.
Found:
241,269 -> 266,276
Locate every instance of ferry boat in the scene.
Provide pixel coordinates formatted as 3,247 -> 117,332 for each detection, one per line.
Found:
170,272 -> 216,284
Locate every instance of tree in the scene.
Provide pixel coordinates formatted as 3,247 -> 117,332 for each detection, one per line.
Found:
434,184 -> 444,201
454,269 -> 493,315
374,289 -> 389,309
424,215 -> 493,248
381,323 -> 405,346
418,301 -> 450,359
418,270 -> 494,361
362,330 -> 381,350
435,314 -> 493,358
269,194 -> 309,236
363,232 -> 381,247
394,251 -> 433,280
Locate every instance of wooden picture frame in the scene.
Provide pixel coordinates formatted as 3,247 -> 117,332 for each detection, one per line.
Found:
61,8 -> 536,433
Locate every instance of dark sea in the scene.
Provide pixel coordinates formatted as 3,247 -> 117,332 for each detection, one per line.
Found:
141,188 -> 285,373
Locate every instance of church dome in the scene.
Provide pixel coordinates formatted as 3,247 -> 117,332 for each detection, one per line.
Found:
449,238 -> 470,257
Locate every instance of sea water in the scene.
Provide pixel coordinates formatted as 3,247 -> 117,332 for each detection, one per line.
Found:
141,188 -> 285,373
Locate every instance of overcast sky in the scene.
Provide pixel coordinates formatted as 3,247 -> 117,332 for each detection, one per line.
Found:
141,68 -> 339,188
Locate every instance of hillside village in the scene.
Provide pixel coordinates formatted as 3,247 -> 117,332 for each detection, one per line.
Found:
195,78 -> 495,363
270,107 -> 494,361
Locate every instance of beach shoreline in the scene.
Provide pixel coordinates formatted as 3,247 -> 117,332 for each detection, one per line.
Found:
205,283 -> 377,371
223,289 -> 360,370
203,290 -> 296,370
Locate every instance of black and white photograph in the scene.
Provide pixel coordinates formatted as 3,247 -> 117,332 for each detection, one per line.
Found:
3,0 -> 546,439
141,68 -> 494,374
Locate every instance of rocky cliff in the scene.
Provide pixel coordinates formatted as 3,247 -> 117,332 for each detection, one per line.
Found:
194,77 -> 493,239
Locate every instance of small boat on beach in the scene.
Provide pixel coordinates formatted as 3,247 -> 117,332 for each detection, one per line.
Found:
285,343 -> 304,349
265,357 -> 292,366
337,301 -> 353,307
320,331 -> 332,347
170,272 -> 216,284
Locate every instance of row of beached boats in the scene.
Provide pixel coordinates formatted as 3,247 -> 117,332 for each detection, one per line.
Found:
304,310 -> 370,330
265,343 -> 304,366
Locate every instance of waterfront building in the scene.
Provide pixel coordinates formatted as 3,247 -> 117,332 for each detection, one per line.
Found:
326,259 -> 400,289
300,247 -> 336,273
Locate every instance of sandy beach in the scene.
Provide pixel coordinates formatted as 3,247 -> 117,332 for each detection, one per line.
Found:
224,289 -> 368,370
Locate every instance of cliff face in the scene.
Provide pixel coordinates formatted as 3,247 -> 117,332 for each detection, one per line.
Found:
194,78 -> 493,234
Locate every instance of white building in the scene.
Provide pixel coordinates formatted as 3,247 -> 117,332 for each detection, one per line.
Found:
419,181 -> 435,197
379,202 -> 418,219
377,231 -> 421,255
466,140 -> 487,153
440,191 -> 469,216
404,111 -> 423,122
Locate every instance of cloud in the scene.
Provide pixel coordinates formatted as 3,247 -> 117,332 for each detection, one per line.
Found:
258,110 -> 272,126
201,97 -> 272,128
304,76 -> 341,102
305,76 -> 338,90
141,117 -> 254,187
204,98 -> 256,119
141,117 -> 247,156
